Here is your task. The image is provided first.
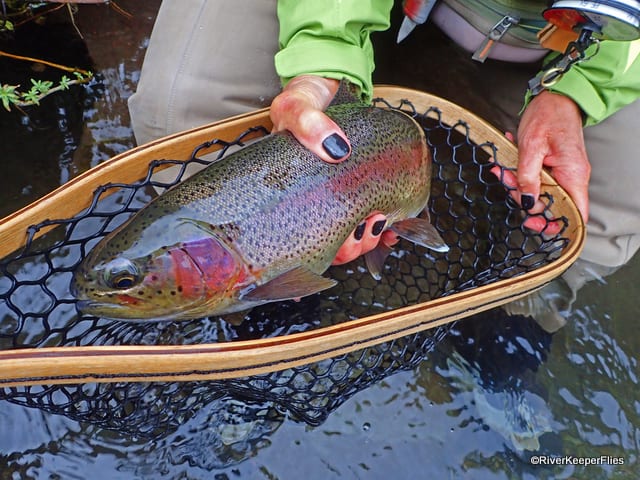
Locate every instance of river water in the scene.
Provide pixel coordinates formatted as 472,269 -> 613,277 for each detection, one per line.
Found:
0,2 -> 637,479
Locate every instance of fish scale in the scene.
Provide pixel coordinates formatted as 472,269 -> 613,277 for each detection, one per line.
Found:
144,104 -> 430,272
72,85 -> 447,321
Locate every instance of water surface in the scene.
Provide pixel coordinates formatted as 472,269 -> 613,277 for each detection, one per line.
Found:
0,2 -> 637,479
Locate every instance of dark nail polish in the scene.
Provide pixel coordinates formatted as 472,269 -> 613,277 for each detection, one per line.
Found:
322,133 -> 349,160
354,222 -> 366,241
372,220 -> 386,236
521,194 -> 535,210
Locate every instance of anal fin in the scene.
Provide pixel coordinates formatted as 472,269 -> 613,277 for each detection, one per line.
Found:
390,217 -> 449,253
240,266 -> 337,303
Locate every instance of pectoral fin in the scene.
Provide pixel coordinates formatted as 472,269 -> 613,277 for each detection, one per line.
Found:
241,266 -> 337,302
390,217 -> 449,253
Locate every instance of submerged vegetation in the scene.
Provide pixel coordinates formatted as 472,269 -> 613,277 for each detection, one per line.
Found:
1,1 -> 89,35
0,1 -> 127,111
0,50 -> 92,111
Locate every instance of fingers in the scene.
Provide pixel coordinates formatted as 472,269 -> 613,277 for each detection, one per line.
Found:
516,131 -> 590,225
501,130 -> 545,211
489,165 -> 563,235
358,213 -> 389,257
516,92 -> 590,223
332,213 -> 397,266
270,75 -> 351,164
490,131 -> 562,234
514,132 -> 546,210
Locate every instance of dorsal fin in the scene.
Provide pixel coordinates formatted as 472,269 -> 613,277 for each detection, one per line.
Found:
329,79 -> 364,106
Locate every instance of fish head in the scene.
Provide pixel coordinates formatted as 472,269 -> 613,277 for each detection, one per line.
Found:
71,220 -> 248,321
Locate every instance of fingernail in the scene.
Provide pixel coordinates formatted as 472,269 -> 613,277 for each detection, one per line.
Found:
322,133 -> 349,160
372,220 -> 386,236
521,194 -> 535,210
354,222 -> 366,241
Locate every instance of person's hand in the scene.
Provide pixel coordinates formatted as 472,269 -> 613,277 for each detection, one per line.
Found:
331,213 -> 399,266
514,90 -> 591,224
270,75 -> 351,163
271,75 -> 394,264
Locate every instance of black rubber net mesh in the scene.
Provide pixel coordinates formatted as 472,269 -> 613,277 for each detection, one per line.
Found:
0,99 -> 569,440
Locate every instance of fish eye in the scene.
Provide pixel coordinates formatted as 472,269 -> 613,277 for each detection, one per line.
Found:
104,259 -> 140,290
113,274 -> 136,289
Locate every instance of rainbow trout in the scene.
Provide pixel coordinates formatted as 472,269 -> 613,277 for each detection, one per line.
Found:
72,84 -> 448,321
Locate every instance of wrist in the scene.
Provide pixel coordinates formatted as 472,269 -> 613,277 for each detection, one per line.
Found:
282,75 -> 340,110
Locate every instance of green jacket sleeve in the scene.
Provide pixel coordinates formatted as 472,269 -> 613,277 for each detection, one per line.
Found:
538,39 -> 640,126
275,0 -> 393,101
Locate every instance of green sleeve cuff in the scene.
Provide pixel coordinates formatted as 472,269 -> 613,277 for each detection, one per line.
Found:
275,38 -> 374,101
526,40 -> 640,126
275,0 -> 393,103
545,67 -> 604,127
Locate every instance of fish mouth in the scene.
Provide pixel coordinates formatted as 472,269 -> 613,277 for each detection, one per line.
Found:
74,299 -> 176,322
75,299 -> 132,319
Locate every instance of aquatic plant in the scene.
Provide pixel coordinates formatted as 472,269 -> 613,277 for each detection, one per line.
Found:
0,0 -> 129,111
0,50 -> 93,111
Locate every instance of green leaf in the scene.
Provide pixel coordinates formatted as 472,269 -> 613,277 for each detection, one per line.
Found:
0,19 -> 15,32
58,75 -> 71,90
0,84 -> 20,111
30,79 -> 54,94
21,88 -> 41,105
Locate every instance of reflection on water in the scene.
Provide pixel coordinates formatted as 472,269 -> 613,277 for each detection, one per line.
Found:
0,1 -> 638,479
1,254 -> 638,479
0,1 -> 156,218
1,258 -> 637,479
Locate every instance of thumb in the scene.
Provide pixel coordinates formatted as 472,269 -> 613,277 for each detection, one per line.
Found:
270,76 -> 351,163
515,135 -> 546,210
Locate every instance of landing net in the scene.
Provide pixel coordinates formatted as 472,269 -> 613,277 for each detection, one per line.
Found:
0,98 -> 570,436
